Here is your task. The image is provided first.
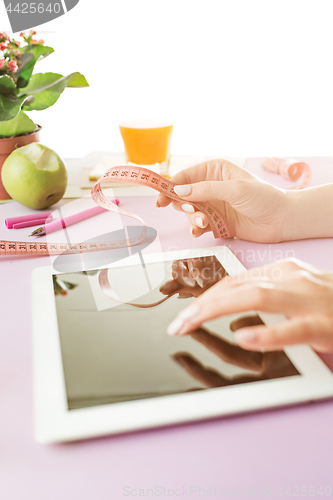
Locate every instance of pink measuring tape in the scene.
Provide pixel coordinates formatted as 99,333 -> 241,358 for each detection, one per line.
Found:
0,160 -> 312,258
261,157 -> 311,189
0,166 -> 232,257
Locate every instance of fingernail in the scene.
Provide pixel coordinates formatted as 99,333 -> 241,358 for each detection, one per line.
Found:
190,227 -> 194,236
167,305 -> 200,336
195,217 -> 205,228
167,317 -> 184,336
156,198 -> 160,208
183,276 -> 197,287
196,276 -> 205,288
174,185 -> 192,197
177,293 -> 193,299
179,304 -> 200,320
182,203 -> 195,213
234,329 -> 258,344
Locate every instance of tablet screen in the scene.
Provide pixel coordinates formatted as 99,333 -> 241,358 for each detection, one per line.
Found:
53,255 -> 299,411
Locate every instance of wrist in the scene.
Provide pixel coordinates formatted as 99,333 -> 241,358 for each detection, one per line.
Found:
281,191 -> 305,241
282,186 -> 333,241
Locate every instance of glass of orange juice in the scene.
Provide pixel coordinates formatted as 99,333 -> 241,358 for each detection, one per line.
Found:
119,118 -> 173,178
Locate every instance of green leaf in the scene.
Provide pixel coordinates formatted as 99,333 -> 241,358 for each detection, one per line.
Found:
0,93 -> 30,121
20,72 -> 67,111
20,72 -> 88,111
12,52 -> 34,81
0,111 -> 37,138
15,45 -> 54,88
19,72 -> 64,95
66,72 -> 89,87
0,75 -> 16,94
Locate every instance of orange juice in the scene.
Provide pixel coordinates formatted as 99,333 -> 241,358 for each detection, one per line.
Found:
119,119 -> 173,166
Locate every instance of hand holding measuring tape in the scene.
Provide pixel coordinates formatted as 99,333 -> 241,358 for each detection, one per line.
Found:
157,158 -> 310,243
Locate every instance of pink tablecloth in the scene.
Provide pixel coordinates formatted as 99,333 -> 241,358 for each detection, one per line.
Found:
1,157 -> 333,499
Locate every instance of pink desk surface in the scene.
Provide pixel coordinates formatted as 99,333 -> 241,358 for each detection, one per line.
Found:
1,157 -> 333,500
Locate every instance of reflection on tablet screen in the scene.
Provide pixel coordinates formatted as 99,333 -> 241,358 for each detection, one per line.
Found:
53,255 -> 299,411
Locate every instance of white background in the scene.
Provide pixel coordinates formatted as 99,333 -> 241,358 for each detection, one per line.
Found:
1,0 -> 333,159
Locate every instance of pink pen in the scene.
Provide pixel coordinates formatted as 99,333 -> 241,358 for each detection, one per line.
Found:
28,199 -> 120,237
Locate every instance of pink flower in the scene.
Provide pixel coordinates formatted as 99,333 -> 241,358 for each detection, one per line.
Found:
30,38 -> 44,45
16,49 -> 21,58
20,32 -> 25,37
0,42 -> 8,51
15,40 -> 20,47
8,60 -> 18,72
0,58 -> 4,69
0,32 -> 9,41
29,29 -> 37,35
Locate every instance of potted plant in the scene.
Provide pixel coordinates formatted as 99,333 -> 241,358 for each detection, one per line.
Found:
0,29 -> 89,199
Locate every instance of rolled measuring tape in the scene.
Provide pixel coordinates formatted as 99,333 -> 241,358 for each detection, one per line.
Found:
261,158 -> 311,189
0,166 -> 232,257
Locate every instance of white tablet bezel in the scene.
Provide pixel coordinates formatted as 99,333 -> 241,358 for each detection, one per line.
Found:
32,246 -> 333,443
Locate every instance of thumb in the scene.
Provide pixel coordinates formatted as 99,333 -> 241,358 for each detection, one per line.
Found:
173,179 -> 247,203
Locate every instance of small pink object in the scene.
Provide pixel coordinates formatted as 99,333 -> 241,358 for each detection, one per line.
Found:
13,218 -> 50,229
261,158 -> 312,189
5,212 -> 53,229
28,199 -> 120,237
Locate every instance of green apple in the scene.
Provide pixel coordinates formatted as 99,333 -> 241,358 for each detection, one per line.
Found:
1,143 -> 68,209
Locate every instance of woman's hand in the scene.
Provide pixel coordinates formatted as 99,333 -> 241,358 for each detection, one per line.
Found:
159,257 -> 227,298
157,158 -> 291,243
167,259 -> 333,353
173,318 -> 297,388
157,158 -> 333,243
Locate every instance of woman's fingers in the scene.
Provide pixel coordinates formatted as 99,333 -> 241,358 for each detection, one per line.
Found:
156,158 -> 254,208
157,160 -> 218,207
159,200 -> 214,237
190,328 -> 263,372
229,314 -> 264,332
171,260 -> 196,287
167,281 -> 298,337
157,170 -> 192,208
172,179 -> 249,205
156,159 -> 224,207
172,353 -> 228,388
167,258 -> 333,351
189,225 -> 204,238
184,211 -> 210,229
233,316 -> 333,352
214,259 -> 311,289
166,259 -> 325,332
169,201 -> 214,234
159,280 -> 183,295
187,256 -> 226,286
173,353 -> 264,387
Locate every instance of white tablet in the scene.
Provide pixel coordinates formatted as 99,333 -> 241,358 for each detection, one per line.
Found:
32,246 -> 333,443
